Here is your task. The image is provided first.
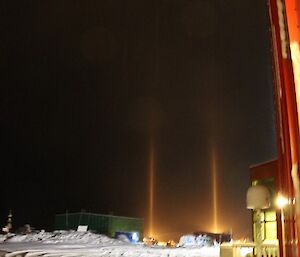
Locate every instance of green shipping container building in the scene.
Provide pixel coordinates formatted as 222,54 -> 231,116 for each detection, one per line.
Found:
55,212 -> 144,239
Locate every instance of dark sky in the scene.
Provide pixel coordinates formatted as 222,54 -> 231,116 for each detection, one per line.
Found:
1,0 -> 277,240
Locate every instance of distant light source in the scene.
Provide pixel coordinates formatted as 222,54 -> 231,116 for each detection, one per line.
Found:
276,195 -> 289,208
157,241 -> 167,247
132,232 -> 139,243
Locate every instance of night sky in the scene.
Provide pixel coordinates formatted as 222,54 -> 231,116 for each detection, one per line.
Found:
1,0 -> 277,241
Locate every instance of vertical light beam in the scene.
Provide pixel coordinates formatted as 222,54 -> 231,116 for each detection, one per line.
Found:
148,140 -> 155,237
211,146 -> 218,233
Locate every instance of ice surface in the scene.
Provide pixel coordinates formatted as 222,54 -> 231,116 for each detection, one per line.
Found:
0,231 -> 220,257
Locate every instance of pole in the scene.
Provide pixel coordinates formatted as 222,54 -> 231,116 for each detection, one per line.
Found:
255,209 -> 263,257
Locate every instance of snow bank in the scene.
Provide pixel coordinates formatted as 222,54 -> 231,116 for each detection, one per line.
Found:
4,230 -> 125,245
178,234 -> 217,247
0,231 -> 220,257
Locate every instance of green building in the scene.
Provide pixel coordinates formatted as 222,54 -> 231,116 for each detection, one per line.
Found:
55,212 -> 144,239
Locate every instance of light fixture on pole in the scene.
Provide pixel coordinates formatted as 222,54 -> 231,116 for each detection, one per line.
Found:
276,194 -> 289,257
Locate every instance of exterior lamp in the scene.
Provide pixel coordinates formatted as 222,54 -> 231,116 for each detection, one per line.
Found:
276,195 -> 289,209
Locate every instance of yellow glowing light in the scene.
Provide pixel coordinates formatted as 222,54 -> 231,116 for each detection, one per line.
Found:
211,145 -> 218,233
276,195 -> 289,208
157,241 -> 167,247
148,140 -> 155,237
143,236 -> 157,246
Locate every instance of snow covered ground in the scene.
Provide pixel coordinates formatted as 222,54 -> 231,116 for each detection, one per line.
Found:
0,231 -> 220,257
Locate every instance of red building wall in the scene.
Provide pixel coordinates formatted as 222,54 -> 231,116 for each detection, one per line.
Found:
268,0 -> 300,256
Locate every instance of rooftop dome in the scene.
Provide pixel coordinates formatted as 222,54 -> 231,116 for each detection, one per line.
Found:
246,185 -> 270,210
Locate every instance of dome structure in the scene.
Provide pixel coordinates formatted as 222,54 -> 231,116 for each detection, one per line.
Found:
246,185 -> 270,210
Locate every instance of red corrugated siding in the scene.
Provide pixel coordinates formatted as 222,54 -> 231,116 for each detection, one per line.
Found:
268,0 -> 300,256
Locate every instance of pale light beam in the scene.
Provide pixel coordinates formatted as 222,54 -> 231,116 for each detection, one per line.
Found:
211,146 -> 218,233
148,140 -> 155,237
